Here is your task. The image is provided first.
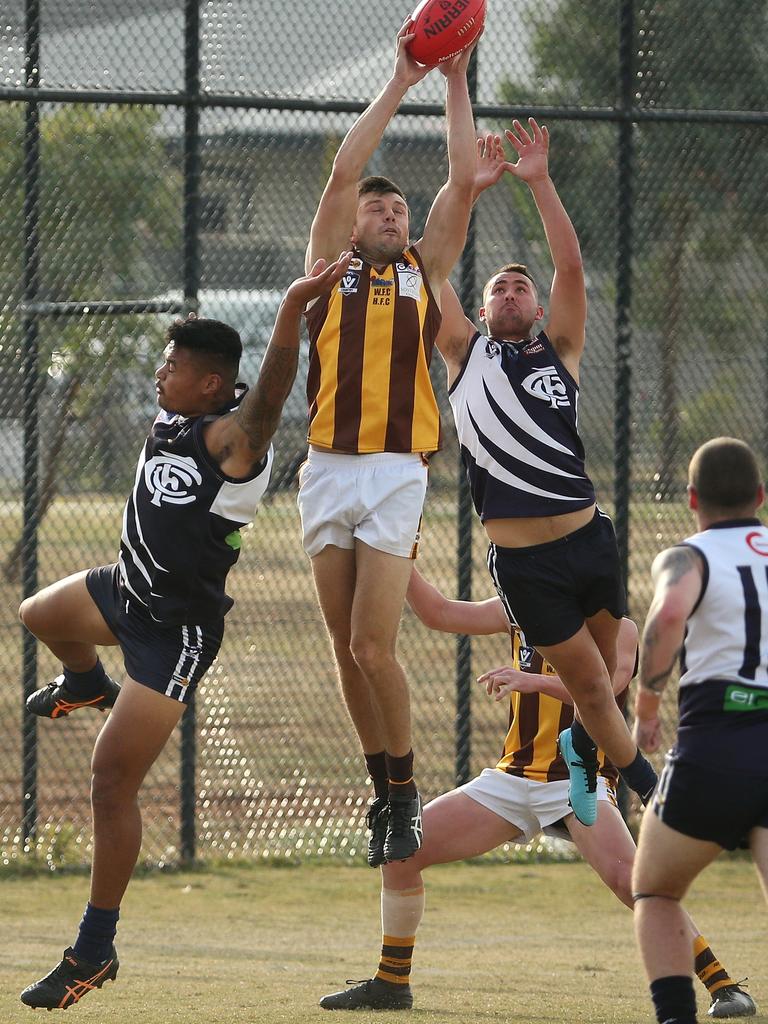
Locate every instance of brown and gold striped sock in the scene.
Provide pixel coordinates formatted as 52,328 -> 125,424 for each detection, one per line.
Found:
375,935 -> 415,988
374,885 -> 424,989
693,934 -> 737,997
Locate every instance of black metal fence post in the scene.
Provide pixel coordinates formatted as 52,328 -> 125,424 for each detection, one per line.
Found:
614,0 -> 635,589
454,48 -> 479,789
615,0 -> 636,823
20,0 -> 41,849
180,0 -> 201,865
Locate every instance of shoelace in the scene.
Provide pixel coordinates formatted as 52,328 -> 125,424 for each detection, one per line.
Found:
568,755 -> 598,793
387,805 -> 414,837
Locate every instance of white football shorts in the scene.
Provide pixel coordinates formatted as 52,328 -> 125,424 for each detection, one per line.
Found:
458,767 -> 616,844
297,449 -> 428,559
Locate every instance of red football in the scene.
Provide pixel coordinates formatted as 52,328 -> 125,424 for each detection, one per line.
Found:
406,0 -> 486,65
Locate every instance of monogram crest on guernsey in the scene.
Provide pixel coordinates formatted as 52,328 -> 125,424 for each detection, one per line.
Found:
448,330 -> 595,520
144,451 -> 202,506
522,367 -> 570,409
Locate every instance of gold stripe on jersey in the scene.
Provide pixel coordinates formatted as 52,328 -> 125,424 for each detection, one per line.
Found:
305,246 -> 441,454
495,631 -> 620,785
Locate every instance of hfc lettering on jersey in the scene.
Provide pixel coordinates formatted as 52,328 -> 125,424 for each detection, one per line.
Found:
144,452 -> 202,507
522,367 -> 570,409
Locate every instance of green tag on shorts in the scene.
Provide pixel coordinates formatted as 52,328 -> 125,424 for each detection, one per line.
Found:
724,683 -> 768,711
225,530 -> 242,551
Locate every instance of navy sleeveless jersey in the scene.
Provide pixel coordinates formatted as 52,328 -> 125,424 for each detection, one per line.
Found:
119,387 -> 273,625
448,330 -> 595,520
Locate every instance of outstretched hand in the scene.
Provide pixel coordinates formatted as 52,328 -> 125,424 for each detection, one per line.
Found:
285,252 -> 353,309
504,117 -> 550,185
438,34 -> 482,77
393,19 -> 436,87
473,133 -> 510,196
477,665 -> 540,701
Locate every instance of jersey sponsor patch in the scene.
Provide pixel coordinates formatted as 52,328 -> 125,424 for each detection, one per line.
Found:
724,683 -> 768,711
397,267 -> 422,301
523,341 -> 545,355
521,366 -> 571,408
144,451 -> 202,507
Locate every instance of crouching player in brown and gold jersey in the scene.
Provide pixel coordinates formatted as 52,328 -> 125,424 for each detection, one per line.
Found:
318,567 -> 756,1018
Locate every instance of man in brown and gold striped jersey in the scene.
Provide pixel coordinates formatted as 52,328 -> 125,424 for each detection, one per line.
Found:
319,567 -> 756,1017
298,23 -> 491,865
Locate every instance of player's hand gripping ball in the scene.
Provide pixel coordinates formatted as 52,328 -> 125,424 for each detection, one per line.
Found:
406,0 -> 486,65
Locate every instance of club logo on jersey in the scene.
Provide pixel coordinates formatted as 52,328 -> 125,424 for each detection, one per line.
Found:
746,531 -> 768,556
144,451 -> 202,506
518,645 -> 534,668
339,270 -> 361,296
349,258 -> 363,271
485,340 -> 501,358
522,367 -> 570,408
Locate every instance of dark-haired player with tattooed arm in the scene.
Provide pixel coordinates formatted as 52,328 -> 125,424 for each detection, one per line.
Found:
18,254 -> 352,1011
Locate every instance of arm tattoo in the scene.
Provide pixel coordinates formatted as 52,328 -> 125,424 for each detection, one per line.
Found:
642,663 -> 679,694
657,545 -> 701,585
234,345 -> 299,454
640,605 -> 683,695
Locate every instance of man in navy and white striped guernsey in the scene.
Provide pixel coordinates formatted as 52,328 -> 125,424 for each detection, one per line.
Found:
633,437 -> 768,1024
434,120 -> 656,828
18,254 -> 351,1011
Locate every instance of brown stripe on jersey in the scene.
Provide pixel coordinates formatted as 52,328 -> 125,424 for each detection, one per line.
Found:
546,702 -> 575,782
384,276 -> 420,451
331,271 -> 370,451
306,294 -> 331,425
507,692 -> 540,774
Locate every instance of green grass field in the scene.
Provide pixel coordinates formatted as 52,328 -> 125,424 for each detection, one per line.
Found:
0,859 -> 765,1023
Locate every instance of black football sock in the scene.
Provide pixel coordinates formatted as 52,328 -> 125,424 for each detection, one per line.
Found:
63,659 -> 109,698
365,751 -> 389,801
386,750 -> 417,801
619,749 -> 658,803
650,975 -> 697,1024
72,902 -> 120,964
569,720 -> 598,763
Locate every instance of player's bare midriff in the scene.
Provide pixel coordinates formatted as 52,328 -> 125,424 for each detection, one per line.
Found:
484,503 -> 596,547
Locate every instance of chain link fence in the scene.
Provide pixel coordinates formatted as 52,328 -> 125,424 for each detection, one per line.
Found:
1,0 -> 766,868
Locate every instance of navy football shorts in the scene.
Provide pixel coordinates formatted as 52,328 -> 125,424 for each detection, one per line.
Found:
86,564 -> 224,703
487,509 -> 626,647
653,750 -> 768,850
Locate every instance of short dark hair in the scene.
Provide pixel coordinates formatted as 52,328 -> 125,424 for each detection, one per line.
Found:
482,263 -> 538,303
166,315 -> 241,386
357,175 -> 407,204
689,437 -> 762,512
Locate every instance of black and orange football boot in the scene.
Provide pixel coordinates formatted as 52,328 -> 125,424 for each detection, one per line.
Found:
20,946 -> 119,1009
26,674 -> 121,718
